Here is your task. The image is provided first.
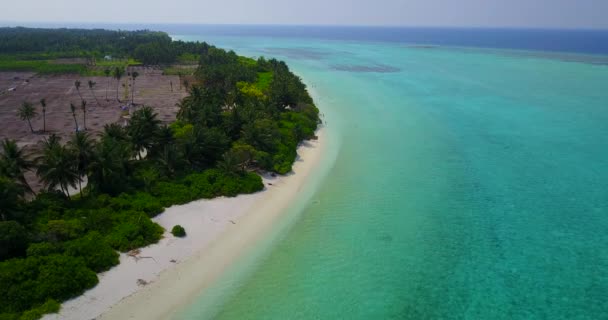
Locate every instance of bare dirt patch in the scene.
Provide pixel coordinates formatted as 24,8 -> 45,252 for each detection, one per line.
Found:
0,66 -> 188,191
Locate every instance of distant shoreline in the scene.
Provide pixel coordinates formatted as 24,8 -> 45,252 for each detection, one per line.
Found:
44,127 -> 326,320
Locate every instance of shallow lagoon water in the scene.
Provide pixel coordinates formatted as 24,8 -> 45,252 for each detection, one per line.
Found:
173,32 -> 608,319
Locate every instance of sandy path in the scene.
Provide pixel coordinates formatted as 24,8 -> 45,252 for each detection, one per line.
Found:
43,128 -> 325,320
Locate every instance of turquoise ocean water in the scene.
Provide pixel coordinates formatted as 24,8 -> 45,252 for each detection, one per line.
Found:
171,32 -> 608,319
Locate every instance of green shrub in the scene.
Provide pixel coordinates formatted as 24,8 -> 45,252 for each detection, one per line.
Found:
0,221 -> 28,261
182,170 -> 263,198
218,172 -> 264,196
25,192 -> 67,225
81,208 -> 114,234
36,299 -> 60,315
110,192 -> 164,217
171,225 -> 186,237
151,182 -> 193,207
26,243 -> 63,258
17,299 -> 60,320
0,313 -> 19,320
64,232 -> 119,272
105,211 -> 164,252
41,220 -> 85,242
183,171 -> 221,199
0,255 -> 97,315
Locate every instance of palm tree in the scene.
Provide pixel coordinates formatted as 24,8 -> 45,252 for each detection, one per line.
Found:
0,176 -> 24,221
127,106 -> 161,159
68,132 -> 95,196
176,85 -> 204,122
74,80 -> 83,101
104,68 -> 111,101
149,125 -> 174,158
89,136 -> 132,195
156,144 -> 183,178
131,71 -> 139,104
217,151 -> 241,177
80,100 -> 88,131
0,139 -> 34,194
102,123 -> 129,142
40,98 -> 47,133
88,80 -> 101,107
40,134 -> 61,151
70,103 -> 79,131
17,102 -> 37,133
113,67 -> 124,102
36,135 -> 79,199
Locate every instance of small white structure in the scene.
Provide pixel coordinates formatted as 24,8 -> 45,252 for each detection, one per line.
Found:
104,55 -> 113,61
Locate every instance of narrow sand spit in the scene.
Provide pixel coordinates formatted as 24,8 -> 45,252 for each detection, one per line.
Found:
44,128 -> 325,320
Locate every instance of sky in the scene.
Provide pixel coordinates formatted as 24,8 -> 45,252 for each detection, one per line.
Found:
0,0 -> 607,29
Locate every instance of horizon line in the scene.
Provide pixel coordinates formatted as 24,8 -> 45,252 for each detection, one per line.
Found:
1,21 -> 607,32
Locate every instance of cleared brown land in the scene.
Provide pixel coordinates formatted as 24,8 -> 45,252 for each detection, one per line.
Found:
0,66 -> 189,191
0,67 -> 188,146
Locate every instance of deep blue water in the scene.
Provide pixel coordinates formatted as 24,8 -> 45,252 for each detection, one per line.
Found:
4,22 -> 608,56
167,25 -> 608,55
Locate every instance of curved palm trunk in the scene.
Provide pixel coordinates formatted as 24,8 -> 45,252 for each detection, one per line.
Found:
106,78 -> 110,102
72,114 -> 79,131
43,112 -> 46,133
27,118 -> 34,133
83,112 -> 87,131
116,79 -> 121,103
90,88 -> 101,107
131,80 -> 136,104
61,183 -> 71,200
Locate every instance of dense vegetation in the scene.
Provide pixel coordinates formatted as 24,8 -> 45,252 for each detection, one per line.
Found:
0,29 -> 319,320
0,27 -> 209,74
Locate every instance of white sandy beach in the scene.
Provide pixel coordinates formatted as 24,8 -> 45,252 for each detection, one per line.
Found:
44,128 -> 325,320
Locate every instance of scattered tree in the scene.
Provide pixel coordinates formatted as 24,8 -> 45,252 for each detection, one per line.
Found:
113,67 -> 124,102
70,103 -> 79,131
36,135 -> 79,199
88,80 -> 101,107
104,68 -> 111,101
40,98 -> 47,133
131,71 -> 139,104
74,80 -> 83,101
0,139 -> 34,193
127,106 -> 160,159
17,101 -> 37,133
0,177 -> 24,221
80,100 -> 88,131
68,132 -> 95,196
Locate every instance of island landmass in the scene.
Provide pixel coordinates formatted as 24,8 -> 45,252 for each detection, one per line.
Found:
0,27 -> 320,320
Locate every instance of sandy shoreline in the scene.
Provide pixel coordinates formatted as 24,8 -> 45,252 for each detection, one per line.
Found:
44,128 -> 325,320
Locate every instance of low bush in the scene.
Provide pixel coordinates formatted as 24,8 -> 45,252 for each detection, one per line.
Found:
151,182 -> 194,207
26,242 -> 63,258
105,211 -> 164,252
109,192 -> 164,217
15,299 -> 60,320
171,225 -> 186,237
0,221 -> 28,261
64,232 -> 119,272
0,255 -> 97,315
183,170 -> 263,198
